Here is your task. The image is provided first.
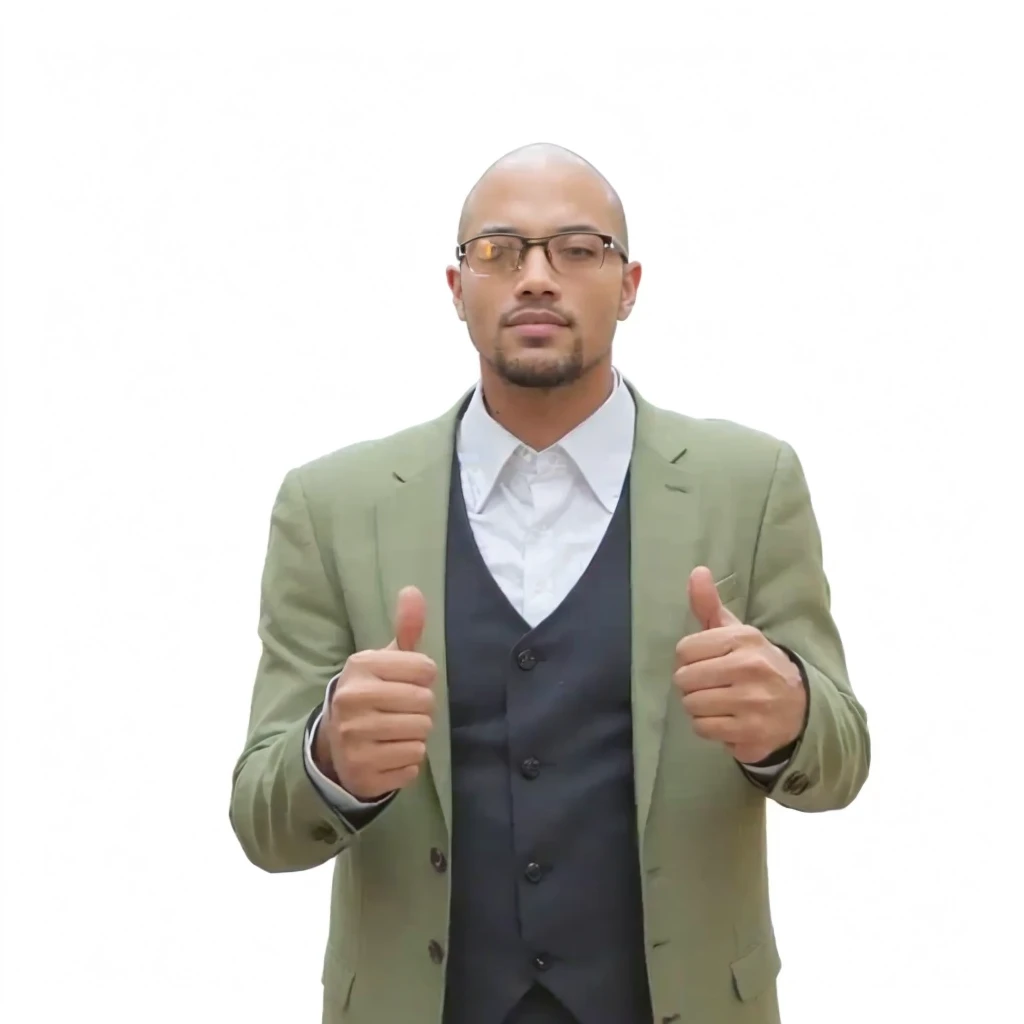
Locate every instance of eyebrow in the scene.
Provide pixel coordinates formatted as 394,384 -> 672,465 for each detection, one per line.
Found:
474,222 -> 606,236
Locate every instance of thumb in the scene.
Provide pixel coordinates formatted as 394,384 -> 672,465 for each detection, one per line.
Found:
688,566 -> 740,630
388,585 -> 427,652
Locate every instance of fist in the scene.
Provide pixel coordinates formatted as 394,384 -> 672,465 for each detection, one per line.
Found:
674,566 -> 805,765
316,586 -> 437,800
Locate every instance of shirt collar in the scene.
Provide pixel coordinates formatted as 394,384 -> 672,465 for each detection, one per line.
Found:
456,370 -> 636,514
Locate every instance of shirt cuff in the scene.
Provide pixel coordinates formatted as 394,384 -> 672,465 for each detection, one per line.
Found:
739,757 -> 790,779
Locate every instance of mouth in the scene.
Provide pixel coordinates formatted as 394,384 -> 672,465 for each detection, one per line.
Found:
504,311 -> 569,340
507,322 -> 565,340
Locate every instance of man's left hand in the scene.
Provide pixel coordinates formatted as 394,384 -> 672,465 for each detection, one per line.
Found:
673,566 -> 807,764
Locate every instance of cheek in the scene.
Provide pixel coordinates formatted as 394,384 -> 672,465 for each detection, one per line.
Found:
462,284 -> 505,330
574,285 -> 623,335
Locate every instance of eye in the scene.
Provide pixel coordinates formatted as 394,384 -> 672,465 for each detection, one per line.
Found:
553,234 -> 603,262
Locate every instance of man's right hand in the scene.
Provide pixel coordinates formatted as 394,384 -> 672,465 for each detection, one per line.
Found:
314,586 -> 437,801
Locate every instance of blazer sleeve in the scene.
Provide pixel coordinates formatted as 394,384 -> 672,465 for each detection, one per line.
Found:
229,468 -> 364,871
745,441 -> 870,812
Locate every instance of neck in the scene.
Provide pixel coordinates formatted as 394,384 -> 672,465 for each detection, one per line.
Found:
479,360 -> 616,451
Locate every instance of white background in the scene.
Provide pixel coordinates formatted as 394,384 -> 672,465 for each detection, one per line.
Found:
2,2 -> 1022,1021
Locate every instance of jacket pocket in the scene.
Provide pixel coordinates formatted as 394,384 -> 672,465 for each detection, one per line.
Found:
714,572 -> 740,607
322,963 -> 356,1020
730,937 -> 782,1001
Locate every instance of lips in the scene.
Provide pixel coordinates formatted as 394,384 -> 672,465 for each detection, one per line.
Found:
505,310 -> 568,327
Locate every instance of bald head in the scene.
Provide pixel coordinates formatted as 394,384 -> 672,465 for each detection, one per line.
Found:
458,143 -> 628,252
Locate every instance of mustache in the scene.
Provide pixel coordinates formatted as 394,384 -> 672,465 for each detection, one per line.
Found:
499,306 -> 574,327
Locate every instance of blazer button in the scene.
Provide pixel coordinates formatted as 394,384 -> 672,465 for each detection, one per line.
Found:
311,824 -> 337,843
524,861 -> 544,883
783,771 -> 810,795
520,757 -> 541,779
532,953 -> 551,971
428,940 -> 445,964
516,649 -> 538,671
430,847 -> 448,873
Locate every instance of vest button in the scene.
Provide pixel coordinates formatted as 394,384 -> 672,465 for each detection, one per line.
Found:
428,939 -> 445,964
524,861 -> 544,883
520,757 -> 541,779
532,953 -> 551,971
516,648 -> 538,670
430,847 -> 447,872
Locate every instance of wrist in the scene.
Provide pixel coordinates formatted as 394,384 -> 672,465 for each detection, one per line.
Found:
312,719 -> 340,783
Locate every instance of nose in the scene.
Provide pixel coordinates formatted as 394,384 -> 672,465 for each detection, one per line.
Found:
513,244 -> 562,302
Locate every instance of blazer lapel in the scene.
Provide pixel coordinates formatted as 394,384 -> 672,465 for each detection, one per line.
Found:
374,393 -> 470,836
628,391 -> 704,845
372,382 -> 705,843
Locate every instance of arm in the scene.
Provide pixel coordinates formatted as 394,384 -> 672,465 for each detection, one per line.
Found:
229,469 -> 370,872
746,442 -> 870,811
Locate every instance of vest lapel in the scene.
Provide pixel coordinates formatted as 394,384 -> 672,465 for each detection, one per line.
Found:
628,391 -> 704,846
374,394 -> 469,836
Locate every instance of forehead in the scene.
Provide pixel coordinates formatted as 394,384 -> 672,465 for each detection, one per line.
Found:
462,164 -> 619,238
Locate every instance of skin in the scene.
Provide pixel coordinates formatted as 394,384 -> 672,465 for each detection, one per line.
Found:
313,146 -> 806,797
446,143 -> 642,451
678,569 -> 806,765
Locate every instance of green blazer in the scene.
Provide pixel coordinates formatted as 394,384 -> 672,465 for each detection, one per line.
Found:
229,383 -> 870,1024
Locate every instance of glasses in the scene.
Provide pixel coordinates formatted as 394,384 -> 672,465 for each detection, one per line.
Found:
456,232 -> 629,276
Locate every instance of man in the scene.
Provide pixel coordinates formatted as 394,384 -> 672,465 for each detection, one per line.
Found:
229,143 -> 870,1024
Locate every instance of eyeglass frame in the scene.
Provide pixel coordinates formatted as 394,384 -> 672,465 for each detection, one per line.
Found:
455,230 -> 630,274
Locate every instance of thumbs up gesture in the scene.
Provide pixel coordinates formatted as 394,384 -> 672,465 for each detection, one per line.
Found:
316,586 -> 438,800
673,567 -> 806,765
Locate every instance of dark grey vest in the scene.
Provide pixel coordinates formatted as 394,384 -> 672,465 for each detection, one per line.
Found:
442,447 -> 653,1024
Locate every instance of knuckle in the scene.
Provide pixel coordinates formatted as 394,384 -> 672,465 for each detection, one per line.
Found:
740,649 -> 768,677
737,683 -> 767,709
331,686 -> 359,713
692,718 -> 713,740
345,650 -> 374,671
335,716 -> 360,740
674,637 -> 693,663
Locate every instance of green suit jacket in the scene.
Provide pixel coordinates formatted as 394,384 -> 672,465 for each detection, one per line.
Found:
229,383 -> 870,1024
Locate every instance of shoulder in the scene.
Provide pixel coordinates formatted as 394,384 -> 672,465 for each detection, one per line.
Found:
639,395 -> 790,472
282,393 -> 467,508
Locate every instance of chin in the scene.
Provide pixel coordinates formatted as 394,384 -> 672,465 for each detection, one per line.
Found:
496,353 -> 584,389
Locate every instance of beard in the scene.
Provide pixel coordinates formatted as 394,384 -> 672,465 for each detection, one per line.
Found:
486,333 -> 600,389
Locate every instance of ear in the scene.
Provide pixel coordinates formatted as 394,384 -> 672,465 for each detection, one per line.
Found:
617,261 -> 642,321
446,265 -> 467,321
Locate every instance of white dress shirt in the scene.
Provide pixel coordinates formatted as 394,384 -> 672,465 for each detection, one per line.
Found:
304,371 -> 786,811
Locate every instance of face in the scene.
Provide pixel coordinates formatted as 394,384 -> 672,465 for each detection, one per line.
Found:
447,163 -> 642,390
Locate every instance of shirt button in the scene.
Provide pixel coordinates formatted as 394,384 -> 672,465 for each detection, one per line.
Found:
430,847 -> 447,873
517,649 -> 538,671
428,940 -> 445,964
520,757 -> 541,779
533,953 -> 551,971
524,861 -> 544,883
